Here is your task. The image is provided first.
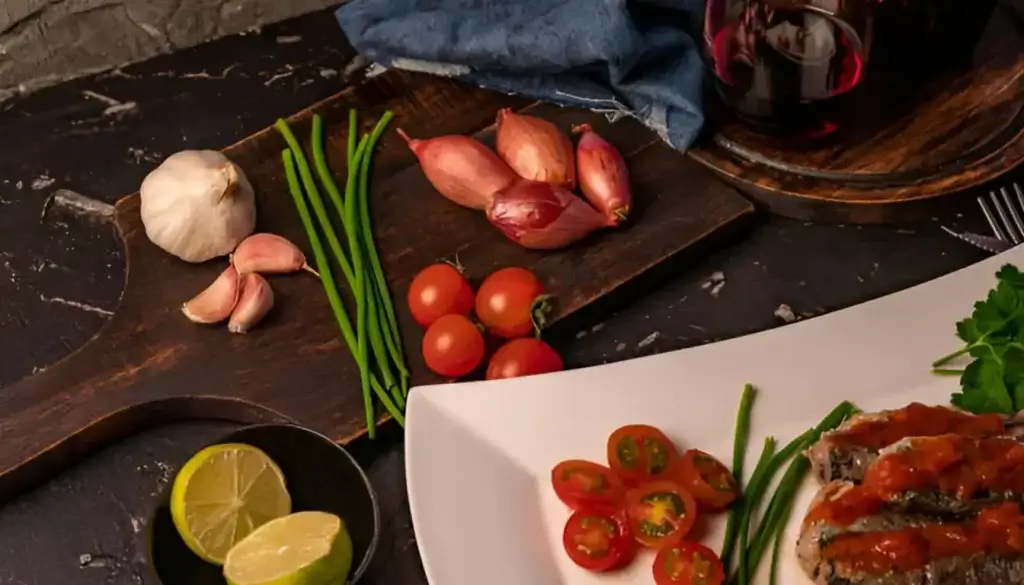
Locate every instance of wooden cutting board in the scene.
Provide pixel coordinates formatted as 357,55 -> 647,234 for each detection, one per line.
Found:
0,70 -> 754,501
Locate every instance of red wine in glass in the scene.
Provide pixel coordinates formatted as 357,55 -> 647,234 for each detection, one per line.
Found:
705,1 -> 869,139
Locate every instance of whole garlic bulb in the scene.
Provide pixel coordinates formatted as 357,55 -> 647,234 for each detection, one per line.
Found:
140,150 -> 257,263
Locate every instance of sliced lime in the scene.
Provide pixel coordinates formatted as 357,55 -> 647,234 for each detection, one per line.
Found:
170,443 -> 292,565
223,511 -> 353,585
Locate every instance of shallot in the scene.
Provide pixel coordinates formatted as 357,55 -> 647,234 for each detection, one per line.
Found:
573,124 -> 632,225
140,150 -> 256,263
397,128 -> 517,210
228,273 -> 275,333
182,265 -> 240,324
486,180 -> 610,250
495,109 -> 576,189
231,233 -> 318,276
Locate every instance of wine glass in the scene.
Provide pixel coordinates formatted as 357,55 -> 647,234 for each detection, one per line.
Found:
703,0 -> 874,138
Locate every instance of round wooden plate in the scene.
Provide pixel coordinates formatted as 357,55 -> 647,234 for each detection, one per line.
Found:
688,2 -> 1024,224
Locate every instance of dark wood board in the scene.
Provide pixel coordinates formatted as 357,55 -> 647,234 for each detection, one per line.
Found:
687,3 -> 1024,224
0,69 -> 754,501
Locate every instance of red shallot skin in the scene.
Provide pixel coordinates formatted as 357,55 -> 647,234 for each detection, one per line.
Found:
495,109 -> 576,189
486,180 -> 610,250
573,124 -> 632,226
397,128 -> 517,210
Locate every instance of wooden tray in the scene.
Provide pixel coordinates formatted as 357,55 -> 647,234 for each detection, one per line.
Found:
687,6 -> 1024,224
0,70 -> 754,500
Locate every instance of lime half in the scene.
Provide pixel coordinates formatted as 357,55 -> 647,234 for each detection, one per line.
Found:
170,443 -> 292,565
223,511 -> 353,585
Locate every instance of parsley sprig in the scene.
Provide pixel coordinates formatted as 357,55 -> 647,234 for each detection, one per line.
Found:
932,264 -> 1024,415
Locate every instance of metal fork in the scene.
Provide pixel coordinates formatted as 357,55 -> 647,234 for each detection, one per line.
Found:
941,183 -> 1022,254
980,182 -> 1024,245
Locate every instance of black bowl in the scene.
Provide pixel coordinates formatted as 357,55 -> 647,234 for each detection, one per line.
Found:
147,424 -> 380,585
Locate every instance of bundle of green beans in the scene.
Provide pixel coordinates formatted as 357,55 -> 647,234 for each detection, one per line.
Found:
277,109 -> 410,438
721,385 -> 857,585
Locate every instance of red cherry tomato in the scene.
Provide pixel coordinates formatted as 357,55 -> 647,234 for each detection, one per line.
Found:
407,264 -> 475,327
653,541 -> 725,585
674,449 -> 739,512
551,460 -> 625,511
475,267 -> 548,338
561,509 -> 635,572
625,480 -> 698,549
486,338 -> 564,380
606,424 -> 680,485
421,314 -> 485,378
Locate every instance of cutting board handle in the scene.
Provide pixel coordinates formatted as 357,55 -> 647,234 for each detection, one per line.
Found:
0,198 -> 289,501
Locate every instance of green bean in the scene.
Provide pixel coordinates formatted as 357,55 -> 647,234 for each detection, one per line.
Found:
378,288 -> 409,398
281,150 -> 405,432
729,401 -> 856,585
737,437 -> 776,585
748,402 -> 856,563
357,112 -> 410,386
367,285 -> 403,408
349,139 -> 377,423
356,112 -> 408,404
769,521 -> 784,585
310,116 -> 398,400
309,116 -> 356,287
733,384 -> 756,484
748,456 -> 808,572
722,384 -> 756,570
276,119 -> 356,288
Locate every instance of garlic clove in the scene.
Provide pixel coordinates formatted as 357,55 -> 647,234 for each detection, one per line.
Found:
228,273 -> 275,333
182,265 -> 241,324
230,233 -> 319,276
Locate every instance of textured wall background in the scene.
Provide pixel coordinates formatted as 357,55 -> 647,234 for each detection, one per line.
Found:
0,0 -> 343,99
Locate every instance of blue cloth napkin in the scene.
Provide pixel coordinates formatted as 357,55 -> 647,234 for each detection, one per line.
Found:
335,0 -> 708,150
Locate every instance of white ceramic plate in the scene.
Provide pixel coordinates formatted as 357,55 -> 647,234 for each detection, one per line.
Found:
406,247 -> 1024,585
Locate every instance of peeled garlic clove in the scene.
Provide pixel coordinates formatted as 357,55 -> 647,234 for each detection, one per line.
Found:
230,233 -> 318,276
228,273 -> 275,333
140,150 -> 257,263
182,265 -> 240,324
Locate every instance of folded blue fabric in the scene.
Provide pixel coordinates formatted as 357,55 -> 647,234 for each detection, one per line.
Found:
335,0 -> 707,150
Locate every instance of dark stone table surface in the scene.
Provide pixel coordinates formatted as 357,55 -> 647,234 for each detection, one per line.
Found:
0,8 -> 1014,585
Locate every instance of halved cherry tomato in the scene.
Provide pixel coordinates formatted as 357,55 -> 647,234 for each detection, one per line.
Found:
562,509 -> 635,572
675,449 -> 739,512
653,541 -> 725,585
625,480 -> 698,549
551,460 -> 625,511
407,263 -> 475,327
606,424 -> 679,485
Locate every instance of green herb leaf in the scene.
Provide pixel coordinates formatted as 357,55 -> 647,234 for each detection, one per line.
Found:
936,264 -> 1024,415
956,317 -> 982,344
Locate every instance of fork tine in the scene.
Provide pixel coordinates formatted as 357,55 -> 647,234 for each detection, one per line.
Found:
1000,186 -> 1024,240
1014,182 -> 1024,214
980,196 -> 1010,241
989,190 -> 1021,244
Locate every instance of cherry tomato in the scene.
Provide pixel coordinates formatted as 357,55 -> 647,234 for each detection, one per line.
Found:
407,263 -> 475,327
475,267 -> 549,338
551,460 -> 625,511
486,338 -> 564,380
653,542 -> 725,585
606,424 -> 680,485
675,449 -> 739,512
625,481 -> 698,549
561,509 -> 635,572
421,314 -> 485,378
